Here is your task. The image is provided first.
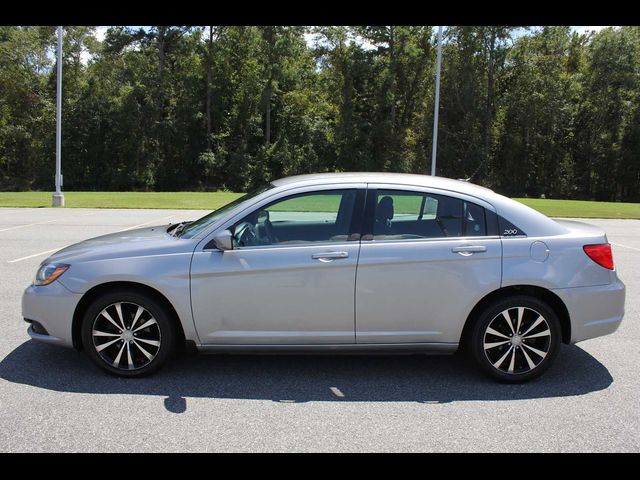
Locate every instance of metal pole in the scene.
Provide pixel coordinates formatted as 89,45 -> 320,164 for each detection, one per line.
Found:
52,26 -> 65,207
431,25 -> 443,176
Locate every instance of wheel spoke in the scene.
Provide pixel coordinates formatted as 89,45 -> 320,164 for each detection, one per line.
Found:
114,303 -> 126,330
133,340 -> 154,360
508,347 -> 517,373
521,346 -> 537,370
493,346 -> 513,369
93,330 -> 119,337
486,327 -> 509,339
96,337 -> 120,352
502,310 -> 515,334
112,342 -> 126,367
522,315 -> 545,337
523,343 -> 547,359
133,318 -> 157,333
126,342 -> 134,369
524,329 -> 550,340
100,310 -> 122,332
134,337 -> 160,347
516,307 -> 524,334
130,306 -> 144,331
484,340 -> 510,350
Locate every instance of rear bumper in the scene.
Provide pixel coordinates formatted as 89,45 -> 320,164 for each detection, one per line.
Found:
22,282 -> 82,348
552,276 -> 626,344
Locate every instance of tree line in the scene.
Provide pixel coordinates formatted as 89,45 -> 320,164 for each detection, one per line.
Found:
1,26 -> 639,201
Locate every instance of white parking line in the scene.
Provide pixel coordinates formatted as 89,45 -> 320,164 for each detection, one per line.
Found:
0,219 -> 58,232
7,247 -> 63,264
6,215 -> 176,263
0,210 -> 95,223
118,215 -> 175,232
610,241 -> 640,252
0,213 -> 95,232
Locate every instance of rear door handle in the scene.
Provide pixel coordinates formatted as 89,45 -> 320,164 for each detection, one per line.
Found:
451,245 -> 487,256
312,251 -> 349,262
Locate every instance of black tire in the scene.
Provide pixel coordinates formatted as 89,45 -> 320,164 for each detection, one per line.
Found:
81,289 -> 177,377
469,295 -> 561,383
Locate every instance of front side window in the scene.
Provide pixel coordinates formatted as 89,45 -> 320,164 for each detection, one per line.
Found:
371,189 -> 488,240
231,189 -> 358,247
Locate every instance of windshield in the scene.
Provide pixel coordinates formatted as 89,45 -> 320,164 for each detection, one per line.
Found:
179,185 -> 274,239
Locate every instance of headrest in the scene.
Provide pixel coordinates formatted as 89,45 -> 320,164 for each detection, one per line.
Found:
376,196 -> 394,223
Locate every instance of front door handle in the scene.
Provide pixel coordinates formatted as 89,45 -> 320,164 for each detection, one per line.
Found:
312,251 -> 349,262
451,245 -> 487,256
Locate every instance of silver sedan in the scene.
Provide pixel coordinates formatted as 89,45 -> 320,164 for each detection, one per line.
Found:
22,173 -> 626,382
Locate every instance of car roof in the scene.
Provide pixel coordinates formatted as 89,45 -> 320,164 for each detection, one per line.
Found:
272,172 -> 494,195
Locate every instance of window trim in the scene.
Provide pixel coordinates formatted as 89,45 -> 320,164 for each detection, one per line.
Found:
361,234 -> 501,246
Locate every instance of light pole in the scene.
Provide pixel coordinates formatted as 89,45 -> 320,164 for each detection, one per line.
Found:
52,26 -> 65,207
431,25 -> 443,176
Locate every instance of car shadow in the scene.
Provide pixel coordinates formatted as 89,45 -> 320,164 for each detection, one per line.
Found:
0,341 -> 613,413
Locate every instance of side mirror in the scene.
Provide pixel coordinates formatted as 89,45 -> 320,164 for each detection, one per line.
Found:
212,229 -> 233,251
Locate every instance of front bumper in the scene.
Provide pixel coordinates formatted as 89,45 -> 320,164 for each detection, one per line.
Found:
22,281 -> 83,348
552,276 -> 626,344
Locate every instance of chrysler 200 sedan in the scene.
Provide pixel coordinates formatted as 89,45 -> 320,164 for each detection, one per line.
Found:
22,173 -> 626,382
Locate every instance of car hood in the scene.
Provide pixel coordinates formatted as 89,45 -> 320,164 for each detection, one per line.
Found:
43,225 -> 196,264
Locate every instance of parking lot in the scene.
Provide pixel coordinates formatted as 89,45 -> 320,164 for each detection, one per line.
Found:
0,207 -> 638,452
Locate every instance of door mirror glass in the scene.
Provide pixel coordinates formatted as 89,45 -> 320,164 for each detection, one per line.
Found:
212,229 -> 233,251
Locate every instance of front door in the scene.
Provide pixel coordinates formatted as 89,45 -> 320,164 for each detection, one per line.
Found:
190,187 -> 364,345
355,186 -> 502,344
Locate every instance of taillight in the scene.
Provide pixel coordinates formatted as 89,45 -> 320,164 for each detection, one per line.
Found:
583,244 -> 614,270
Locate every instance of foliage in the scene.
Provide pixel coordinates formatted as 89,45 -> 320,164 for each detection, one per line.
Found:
1,26 -> 639,201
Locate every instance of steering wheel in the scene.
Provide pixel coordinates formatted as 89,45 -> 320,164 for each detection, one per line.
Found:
234,221 -> 259,247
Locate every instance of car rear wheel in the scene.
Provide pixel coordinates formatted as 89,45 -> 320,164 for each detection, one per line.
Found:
81,290 -> 176,377
469,295 -> 561,383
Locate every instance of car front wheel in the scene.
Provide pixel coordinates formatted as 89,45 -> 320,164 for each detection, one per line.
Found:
81,290 -> 176,377
469,295 -> 561,383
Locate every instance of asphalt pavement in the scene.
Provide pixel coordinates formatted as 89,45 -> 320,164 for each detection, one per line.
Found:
0,208 -> 637,452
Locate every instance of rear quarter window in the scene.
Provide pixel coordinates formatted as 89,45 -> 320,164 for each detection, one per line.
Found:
498,215 -> 527,237
464,202 -> 486,236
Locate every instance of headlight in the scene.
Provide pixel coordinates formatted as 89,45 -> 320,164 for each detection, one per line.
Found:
34,263 -> 70,286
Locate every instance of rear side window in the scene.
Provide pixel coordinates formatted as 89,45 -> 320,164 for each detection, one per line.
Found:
371,190 -> 463,239
369,190 -> 491,239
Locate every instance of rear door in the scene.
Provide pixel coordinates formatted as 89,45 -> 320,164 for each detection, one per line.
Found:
355,185 -> 502,344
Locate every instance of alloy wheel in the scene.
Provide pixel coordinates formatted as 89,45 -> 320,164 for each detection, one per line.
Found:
91,302 -> 162,371
482,306 -> 552,375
